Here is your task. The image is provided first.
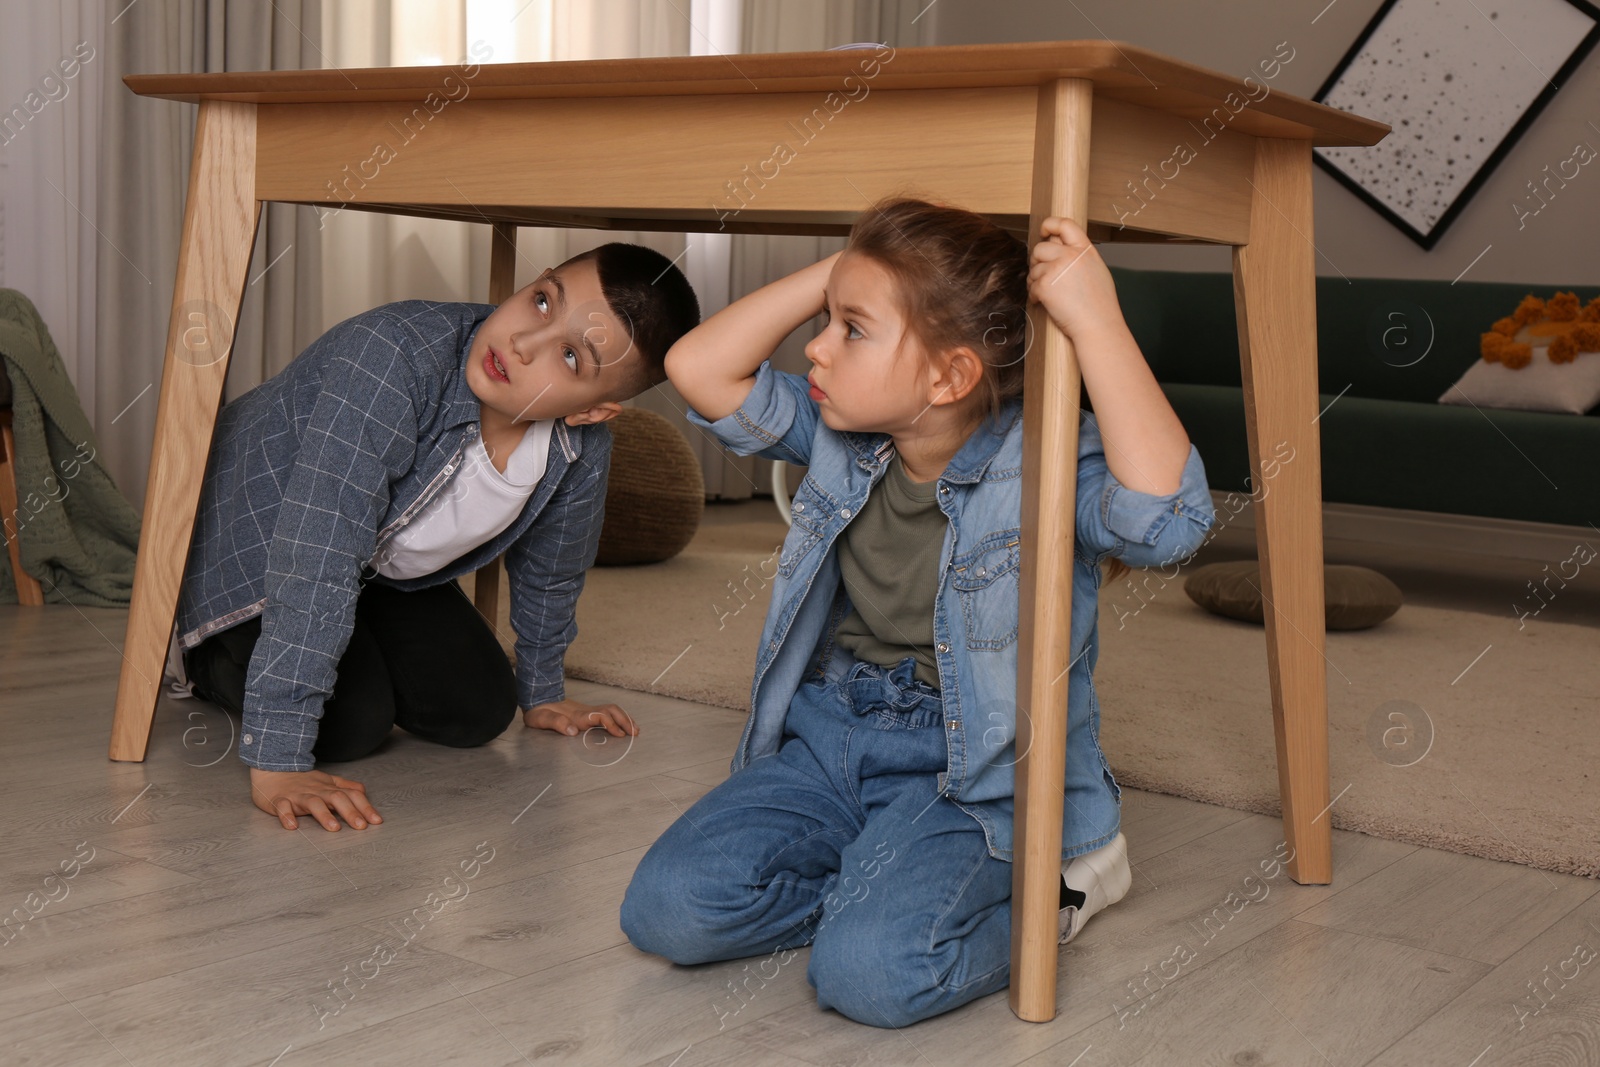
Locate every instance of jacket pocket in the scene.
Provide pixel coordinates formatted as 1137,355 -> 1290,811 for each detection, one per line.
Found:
951,527 -> 1021,651
777,476 -> 834,579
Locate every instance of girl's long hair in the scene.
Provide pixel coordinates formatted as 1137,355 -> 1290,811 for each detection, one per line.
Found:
844,198 -> 1133,587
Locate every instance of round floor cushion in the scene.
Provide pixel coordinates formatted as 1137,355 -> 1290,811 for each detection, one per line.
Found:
1182,560 -> 1403,630
594,407 -> 704,566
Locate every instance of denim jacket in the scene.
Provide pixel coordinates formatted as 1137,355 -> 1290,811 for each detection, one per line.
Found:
175,301 -> 612,772
686,360 -> 1213,861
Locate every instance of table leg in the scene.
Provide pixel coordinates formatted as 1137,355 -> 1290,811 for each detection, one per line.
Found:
1231,138 -> 1332,884
473,221 -> 519,624
110,100 -> 260,761
1010,76 -> 1092,1023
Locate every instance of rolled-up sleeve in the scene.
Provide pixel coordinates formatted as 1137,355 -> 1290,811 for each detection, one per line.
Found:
1075,414 -> 1214,569
684,359 -> 818,467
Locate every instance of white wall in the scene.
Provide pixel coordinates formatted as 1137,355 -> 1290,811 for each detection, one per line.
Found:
931,0 -> 1600,285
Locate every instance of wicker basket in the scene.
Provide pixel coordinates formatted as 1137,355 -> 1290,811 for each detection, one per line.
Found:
594,407 -> 704,566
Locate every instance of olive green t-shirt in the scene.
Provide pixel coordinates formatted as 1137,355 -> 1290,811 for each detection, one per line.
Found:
834,452 -> 947,689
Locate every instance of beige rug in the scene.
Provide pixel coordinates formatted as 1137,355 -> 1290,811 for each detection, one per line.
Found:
515,516 -> 1600,878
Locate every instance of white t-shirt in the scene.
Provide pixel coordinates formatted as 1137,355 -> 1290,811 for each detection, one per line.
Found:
374,420 -> 556,580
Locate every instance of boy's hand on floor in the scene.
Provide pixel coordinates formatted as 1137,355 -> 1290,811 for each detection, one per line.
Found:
249,767 -> 382,832
523,698 -> 639,738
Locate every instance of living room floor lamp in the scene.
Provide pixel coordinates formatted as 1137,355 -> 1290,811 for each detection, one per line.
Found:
113,42 -> 1388,1022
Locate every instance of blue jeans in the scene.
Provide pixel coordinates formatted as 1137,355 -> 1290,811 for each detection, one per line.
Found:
620,656 -> 1014,1028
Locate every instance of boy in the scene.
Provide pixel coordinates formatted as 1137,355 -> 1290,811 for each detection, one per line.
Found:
176,242 -> 699,833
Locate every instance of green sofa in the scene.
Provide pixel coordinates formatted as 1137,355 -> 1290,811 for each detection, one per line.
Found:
1108,267 -> 1600,530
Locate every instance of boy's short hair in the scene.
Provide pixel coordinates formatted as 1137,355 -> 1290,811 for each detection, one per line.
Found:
564,243 -> 700,400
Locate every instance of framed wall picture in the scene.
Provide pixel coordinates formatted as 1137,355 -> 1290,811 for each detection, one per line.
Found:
1312,0 -> 1600,249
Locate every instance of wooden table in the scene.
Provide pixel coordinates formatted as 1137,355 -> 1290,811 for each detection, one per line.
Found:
117,42 -> 1387,1022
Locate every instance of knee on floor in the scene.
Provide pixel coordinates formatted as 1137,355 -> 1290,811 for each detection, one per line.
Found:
619,850 -> 737,966
439,699 -> 516,747
806,932 -> 936,1029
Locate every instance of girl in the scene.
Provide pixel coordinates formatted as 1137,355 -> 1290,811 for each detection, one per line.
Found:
621,200 -> 1214,1027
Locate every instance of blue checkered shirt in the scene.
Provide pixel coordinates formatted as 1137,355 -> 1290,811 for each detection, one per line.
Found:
175,300 -> 611,771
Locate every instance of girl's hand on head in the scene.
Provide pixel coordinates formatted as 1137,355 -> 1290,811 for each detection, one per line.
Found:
524,698 -> 639,738
813,250 -> 846,310
1028,216 -> 1127,341
663,250 -> 845,425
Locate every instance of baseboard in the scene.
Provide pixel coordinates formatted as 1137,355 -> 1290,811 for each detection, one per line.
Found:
1208,492 -> 1599,563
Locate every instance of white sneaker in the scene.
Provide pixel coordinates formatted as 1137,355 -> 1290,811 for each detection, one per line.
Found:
1058,832 -> 1132,945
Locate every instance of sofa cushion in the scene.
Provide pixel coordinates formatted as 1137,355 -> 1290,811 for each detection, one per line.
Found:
1183,560 -> 1402,630
1440,349 -> 1600,415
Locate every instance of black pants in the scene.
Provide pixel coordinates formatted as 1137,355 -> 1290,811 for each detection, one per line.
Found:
184,579 -> 518,764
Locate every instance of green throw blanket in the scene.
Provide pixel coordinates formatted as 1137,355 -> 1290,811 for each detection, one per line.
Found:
0,289 -> 140,606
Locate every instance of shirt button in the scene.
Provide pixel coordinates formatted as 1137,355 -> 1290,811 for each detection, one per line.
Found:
793,502 -> 804,512
939,485 -> 951,495
976,567 -> 986,577
840,508 -> 852,519
242,734 -> 253,745
948,720 -> 960,730
937,641 -> 950,654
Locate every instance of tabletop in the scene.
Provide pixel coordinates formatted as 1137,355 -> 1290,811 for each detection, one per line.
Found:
125,40 -> 1389,148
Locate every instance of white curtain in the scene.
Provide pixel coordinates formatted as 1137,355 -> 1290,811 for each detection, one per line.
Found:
94,0 -> 324,511
743,0 -> 938,53
318,0 -> 746,490
0,0 -> 105,416
318,0 -> 690,336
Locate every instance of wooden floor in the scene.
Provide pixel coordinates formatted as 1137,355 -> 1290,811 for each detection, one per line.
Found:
2,598 -> 1597,1067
